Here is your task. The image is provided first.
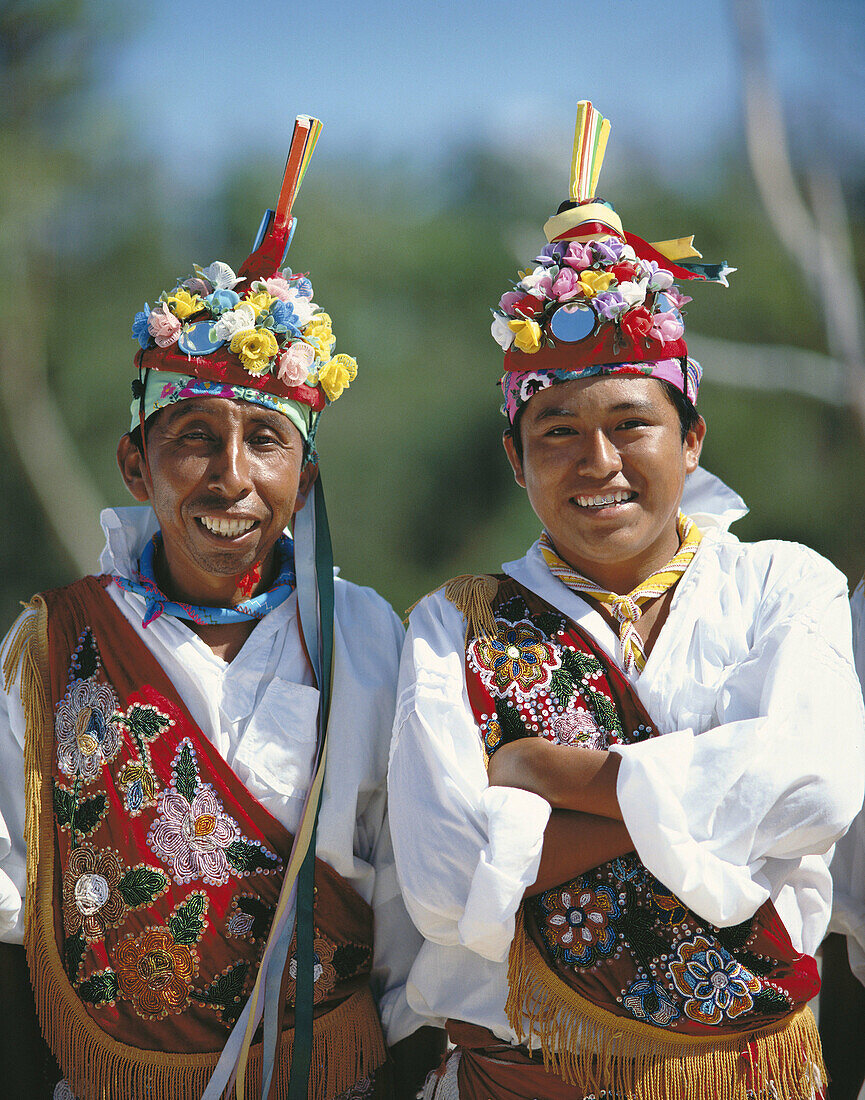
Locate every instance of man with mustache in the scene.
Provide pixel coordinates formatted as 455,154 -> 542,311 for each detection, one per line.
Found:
0,120 -> 433,1099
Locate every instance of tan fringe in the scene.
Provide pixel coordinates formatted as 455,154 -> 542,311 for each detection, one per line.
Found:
506,912 -> 826,1100
14,597 -> 386,1100
405,574 -> 500,643
444,575 -> 499,643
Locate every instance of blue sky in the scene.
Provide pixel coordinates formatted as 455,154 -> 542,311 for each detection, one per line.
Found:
98,0 -> 864,188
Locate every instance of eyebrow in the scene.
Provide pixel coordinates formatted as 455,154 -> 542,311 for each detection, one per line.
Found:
532,399 -> 656,423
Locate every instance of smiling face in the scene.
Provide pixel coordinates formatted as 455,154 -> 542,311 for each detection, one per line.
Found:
503,376 -> 705,593
117,397 -> 314,607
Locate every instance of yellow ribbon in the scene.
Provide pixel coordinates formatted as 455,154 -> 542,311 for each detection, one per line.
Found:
540,513 -> 702,674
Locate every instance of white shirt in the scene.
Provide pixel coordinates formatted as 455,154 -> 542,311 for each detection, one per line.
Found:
0,505 -> 425,1045
388,468 -> 865,1040
829,578 -> 865,983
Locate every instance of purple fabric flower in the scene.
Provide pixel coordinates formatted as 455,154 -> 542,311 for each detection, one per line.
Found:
499,290 -> 523,314
563,242 -> 593,271
591,239 -> 625,266
534,242 -> 567,267
592,291 -> 627,320
132,304 -> 152,349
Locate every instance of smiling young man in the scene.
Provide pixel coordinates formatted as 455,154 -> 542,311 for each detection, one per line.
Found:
0,123 -> 433,1100
388,104 -> 865,1100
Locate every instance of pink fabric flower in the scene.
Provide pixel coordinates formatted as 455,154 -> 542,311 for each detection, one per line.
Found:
183,277 -> 211,297
563,242 -> 593,271
651,310 -> 685,345
148,303 -> 182,348
551,267 -> 583,301
499,290 -> 523,314
260,275 -> 293,301
665,286 -> 693,310
276,342 -> 316,385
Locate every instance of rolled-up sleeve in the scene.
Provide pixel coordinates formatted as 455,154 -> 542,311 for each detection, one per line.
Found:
388,593 -> 550,964
610,551 -> 865,929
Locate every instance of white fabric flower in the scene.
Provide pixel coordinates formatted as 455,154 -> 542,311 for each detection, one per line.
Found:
518,266 -> 552,296
200,261 -> 245,291
491,313 -> 516,351
210,302 -> 256,343
620,244 -> 637,262
290,294 -> 318,328
617,278 -> 649,310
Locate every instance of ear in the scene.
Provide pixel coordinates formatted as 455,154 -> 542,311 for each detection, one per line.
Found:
293,460 -> 319,514
117,434 -> 152,503
502,431 -> 526,488
683,416 -> 706,475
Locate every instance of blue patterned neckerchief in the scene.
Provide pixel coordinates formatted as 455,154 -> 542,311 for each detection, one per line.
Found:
114,532 -> 296,627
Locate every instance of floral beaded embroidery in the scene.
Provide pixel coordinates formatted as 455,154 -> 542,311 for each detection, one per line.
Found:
115,701 -> 173,815
148,739 -> 281,886
470,619 -> 560,698
669,936 -> 761,1025
539,882 -> 622,968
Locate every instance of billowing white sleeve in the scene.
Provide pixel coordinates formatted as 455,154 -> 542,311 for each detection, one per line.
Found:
610,550 -> 865,929
0,612 -> 30,941
388,592 -> 551,964
829,579 -> 865,983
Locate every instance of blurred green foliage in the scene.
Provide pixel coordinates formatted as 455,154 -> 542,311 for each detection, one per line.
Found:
2,2 -> 865,631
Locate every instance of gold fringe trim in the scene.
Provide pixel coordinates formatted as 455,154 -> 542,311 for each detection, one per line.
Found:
444,574 -> 499,643
405,574 -> 500,642
506,912 -> 826,1100
15,595 -> 386,1099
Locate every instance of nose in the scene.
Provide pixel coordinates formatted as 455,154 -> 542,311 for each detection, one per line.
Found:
208,433 -> 253,499
578,430 -> 622,479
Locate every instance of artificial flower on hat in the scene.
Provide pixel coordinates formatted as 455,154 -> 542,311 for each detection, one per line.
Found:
130,116 -> 357,423
492,101 -> 735,423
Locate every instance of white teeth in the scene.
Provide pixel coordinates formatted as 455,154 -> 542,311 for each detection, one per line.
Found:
574,492 -> 633,508
200,516 -> 255,537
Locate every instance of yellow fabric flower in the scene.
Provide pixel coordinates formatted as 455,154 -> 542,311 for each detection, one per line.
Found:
303,313 -> 335,362
578,270 -> 616,299
229,327 -> 279,375
318,354 -> 358,401
244,291 -> 276,319
508,317 -> 542,353
165,288 -> 204,319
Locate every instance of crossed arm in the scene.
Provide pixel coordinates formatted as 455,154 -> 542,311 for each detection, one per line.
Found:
486,738 -> 634,895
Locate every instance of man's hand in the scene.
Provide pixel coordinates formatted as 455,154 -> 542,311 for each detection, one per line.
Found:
486,737 -> 623,820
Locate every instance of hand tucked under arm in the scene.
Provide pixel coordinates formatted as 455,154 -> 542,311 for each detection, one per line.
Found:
487,737 -> 624,820
527,808 -> 633,896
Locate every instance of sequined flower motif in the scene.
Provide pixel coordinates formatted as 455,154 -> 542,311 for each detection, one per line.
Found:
114,926 -> 198,1020
55,678 -> 121,782
540,882 -> 621,967
119,761 -> 158,815
472,620 -> 560,698
549,707 -> 604,748
148,786 -> 240,886
483,717 -> 503,758
669,936 -> 761,1025
622,977 -> 681,1028
647,878 -> 688,927
62,845 -> 125,941
284,935 -> 337,1006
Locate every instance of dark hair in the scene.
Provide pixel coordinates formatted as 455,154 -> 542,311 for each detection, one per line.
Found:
127,411 -> 159,453
504,376 -> 700,462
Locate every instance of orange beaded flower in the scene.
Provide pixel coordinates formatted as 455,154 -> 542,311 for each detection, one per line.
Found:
114,926 -> 199,1020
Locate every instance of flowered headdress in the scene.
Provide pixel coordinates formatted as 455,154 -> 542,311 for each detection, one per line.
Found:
494,102 -> 734,423
130,115 -> 356,458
